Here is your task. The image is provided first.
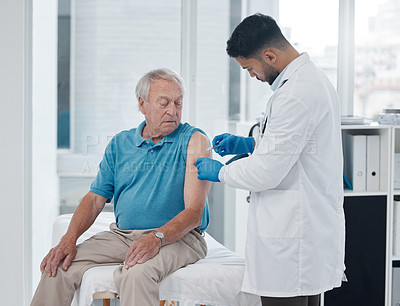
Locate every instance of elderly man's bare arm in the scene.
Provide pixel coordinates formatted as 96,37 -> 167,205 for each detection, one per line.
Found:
169,131 -> 212,238
124,131 -> 212,268
40,192 -> 107,276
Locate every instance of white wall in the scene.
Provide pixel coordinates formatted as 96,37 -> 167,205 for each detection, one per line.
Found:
32,0 -> 59,292
0,0 -> 32,304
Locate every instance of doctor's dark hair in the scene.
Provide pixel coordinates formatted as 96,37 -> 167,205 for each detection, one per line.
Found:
135,68 -> 185,103
226,13 -> 289,59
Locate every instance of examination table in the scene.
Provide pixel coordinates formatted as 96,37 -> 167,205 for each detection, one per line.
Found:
52,212 -> 261,306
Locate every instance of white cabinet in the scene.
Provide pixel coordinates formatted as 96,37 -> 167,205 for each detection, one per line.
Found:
390,127 -> 400,306
325,125 -> 396,306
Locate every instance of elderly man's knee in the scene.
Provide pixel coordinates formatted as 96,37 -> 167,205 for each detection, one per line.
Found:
43,264 -> 82,285
115,263 -> 158,286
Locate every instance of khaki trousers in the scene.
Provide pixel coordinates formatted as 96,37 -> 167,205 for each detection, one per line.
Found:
31,223 -> 207,306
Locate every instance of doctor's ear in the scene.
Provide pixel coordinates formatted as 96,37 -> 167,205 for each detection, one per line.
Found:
261,50 -> 277,64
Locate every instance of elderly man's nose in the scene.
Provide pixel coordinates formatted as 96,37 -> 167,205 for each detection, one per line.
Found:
166,103 -> 176,114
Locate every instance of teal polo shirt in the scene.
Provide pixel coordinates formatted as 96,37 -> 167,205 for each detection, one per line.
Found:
90,121 -> 210,231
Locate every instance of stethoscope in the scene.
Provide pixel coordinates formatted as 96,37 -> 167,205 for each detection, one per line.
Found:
253,113 -> 268,139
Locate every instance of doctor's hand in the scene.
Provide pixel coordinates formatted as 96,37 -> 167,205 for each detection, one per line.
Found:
212,133 -> 255,156
195,157 -> 223,182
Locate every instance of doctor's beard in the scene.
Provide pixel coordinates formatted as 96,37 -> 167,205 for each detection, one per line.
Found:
261,61 -> 280,85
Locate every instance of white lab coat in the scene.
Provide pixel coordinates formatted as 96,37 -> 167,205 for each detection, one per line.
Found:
220,53 -> 345,297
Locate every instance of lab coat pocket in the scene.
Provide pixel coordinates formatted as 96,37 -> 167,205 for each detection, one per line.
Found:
255,190 -> 300,238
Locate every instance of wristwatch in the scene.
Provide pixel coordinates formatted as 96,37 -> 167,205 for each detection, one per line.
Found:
151,230 -> 165,246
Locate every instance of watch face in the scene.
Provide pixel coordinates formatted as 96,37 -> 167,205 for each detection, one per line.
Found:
153,231 -> 164,246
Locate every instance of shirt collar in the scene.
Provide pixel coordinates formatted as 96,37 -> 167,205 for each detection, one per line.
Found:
270,52 -> 310,92
134,120 -> 182,147
270,66 -> 288,92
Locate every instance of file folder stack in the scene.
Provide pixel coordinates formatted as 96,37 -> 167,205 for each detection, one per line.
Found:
344,134 -> 380,191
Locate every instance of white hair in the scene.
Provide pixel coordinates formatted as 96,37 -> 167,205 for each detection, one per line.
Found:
135,68 -> 185,103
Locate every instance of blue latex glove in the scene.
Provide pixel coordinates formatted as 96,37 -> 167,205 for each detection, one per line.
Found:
195,157 -> 223,182
212,133 -> 255,157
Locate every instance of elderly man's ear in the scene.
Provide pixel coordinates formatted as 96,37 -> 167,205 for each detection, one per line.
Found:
138,97 -> 146,114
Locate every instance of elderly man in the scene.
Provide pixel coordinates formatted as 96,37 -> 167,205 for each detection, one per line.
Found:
31,68 -> 212,306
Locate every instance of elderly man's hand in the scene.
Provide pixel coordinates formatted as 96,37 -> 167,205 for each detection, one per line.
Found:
40,237 -> 77,277
124,233 -> 162,269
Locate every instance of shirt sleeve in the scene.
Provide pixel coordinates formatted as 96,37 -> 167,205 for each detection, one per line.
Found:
90,137 -> 116,202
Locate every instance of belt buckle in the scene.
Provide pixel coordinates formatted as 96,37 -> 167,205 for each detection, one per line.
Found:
194,228 -> 205,236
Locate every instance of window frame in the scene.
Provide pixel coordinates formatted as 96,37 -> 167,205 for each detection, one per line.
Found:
57,0 -> 356,150
338,0 -> 355,116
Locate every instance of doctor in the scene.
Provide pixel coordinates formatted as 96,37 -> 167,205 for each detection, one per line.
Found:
195,14 -> 345,306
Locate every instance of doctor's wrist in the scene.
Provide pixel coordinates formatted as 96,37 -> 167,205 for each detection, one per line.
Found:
246,137 -> 255,154
218,166 -> 226,183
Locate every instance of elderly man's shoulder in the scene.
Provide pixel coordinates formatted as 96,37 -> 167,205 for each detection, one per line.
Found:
114,127 -> 137,138
190,130 -> 209,143
111,126 -> 140,139
179,123 -> 209,142
105,127 -> 137,150
179,124 -> 210,156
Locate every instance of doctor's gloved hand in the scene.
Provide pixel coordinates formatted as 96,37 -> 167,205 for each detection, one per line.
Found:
195,158 -> 223,182
212,133 -> 255,157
